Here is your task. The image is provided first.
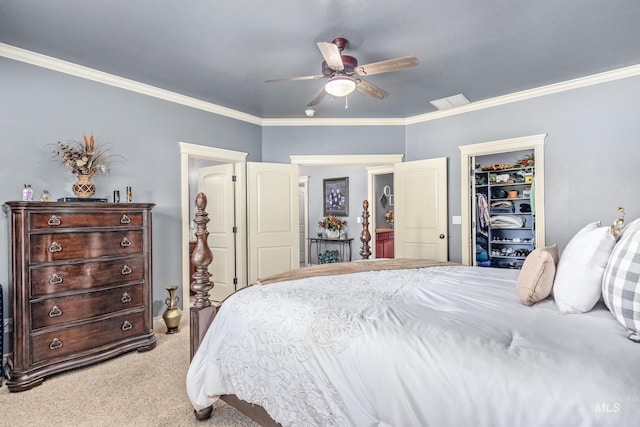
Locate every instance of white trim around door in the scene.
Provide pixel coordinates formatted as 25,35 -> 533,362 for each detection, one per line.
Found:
459,134 -> 547,265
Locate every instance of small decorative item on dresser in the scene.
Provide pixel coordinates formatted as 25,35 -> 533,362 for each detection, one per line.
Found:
72,174 -> 96,198
22,184 -> 33,201
50,134 -> 118,199
162,285 -> 182,334
40,189 -> 52,201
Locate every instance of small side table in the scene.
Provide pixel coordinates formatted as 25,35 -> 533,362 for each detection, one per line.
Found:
308,237 -> 354,265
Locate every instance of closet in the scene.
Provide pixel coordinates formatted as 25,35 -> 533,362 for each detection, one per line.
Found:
459,134 -> 546,268
474,150 -> 535,269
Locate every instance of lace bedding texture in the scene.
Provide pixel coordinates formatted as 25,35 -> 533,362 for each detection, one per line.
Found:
186,265 -> 640,427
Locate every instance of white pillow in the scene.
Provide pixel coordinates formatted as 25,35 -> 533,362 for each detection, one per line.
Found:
602,218 -> 640,342
553,222 -> 616,313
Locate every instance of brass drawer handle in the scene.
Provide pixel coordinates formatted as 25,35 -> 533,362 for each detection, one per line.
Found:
49,337 -> 63,350
48,305 -> 63,318
121,320 -> 133,331
48,242 -> 63,253
120,214 -> 131,224
121,264 -> 132,275
49,273 -> 63,285
121,292 -> 132,304
120,237 -> 131,247
47,215 -> 61,226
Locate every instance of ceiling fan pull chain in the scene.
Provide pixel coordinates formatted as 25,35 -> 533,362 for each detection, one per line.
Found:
345,96 -> 349,110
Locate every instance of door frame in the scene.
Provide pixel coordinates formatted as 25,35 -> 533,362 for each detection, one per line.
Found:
179,142 -> 248,308
459,134 -> 547,265
299,176 -> 309,266
290,154 -> 404,261
367,165 -> 395,258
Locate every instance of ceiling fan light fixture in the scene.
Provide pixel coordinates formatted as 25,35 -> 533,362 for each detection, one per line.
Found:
325,76 -> 356,97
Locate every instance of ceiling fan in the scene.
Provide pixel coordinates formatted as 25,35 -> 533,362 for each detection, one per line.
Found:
264,37 -> 419,108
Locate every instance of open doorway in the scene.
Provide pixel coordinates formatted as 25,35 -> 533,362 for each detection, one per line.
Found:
179,142 -> 248,309
367,165 -> 394,258
459,134 -> 547,266
291,154 -> 403,262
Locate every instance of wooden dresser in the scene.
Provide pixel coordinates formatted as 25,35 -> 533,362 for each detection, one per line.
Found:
3,201 -> 156,392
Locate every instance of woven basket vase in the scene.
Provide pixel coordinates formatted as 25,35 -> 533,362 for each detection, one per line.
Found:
72,174 -> 96,198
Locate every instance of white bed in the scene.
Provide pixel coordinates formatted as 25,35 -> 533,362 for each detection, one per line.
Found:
186,263 -> 640,426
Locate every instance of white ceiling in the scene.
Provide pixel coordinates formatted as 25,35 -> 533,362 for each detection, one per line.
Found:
1,1 -> 639,119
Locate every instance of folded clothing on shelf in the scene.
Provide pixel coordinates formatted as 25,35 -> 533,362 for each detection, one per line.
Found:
490,215 -> 526,228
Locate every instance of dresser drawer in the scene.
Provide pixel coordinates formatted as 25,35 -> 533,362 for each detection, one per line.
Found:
31,311 -> 145,364
29,211 -> 143,230
31,284 -> 143,329
30,230 -> 143,263
30,256 -> 144,297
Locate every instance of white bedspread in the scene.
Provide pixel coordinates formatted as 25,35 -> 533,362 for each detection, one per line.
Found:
186,265 -> 640,426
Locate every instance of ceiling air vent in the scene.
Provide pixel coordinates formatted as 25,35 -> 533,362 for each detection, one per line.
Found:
430,93 -> 470,111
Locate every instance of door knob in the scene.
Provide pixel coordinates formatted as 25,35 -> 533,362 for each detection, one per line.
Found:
439,234 -> 445,239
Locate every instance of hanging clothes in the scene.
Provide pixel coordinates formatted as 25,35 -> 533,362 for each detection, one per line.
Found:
476,193 -> 490,230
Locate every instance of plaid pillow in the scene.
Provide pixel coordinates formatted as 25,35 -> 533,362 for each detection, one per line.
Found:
602,219 -> 640,342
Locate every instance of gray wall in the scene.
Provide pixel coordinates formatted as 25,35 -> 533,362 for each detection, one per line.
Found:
262,75 -> 640,263
406,75 -> 640,261
261,125 -> 406,159
0,57 -> 262,338
3,53 -> 640,354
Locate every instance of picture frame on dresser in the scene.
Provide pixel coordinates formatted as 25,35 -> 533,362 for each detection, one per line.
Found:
323,177 -> 349,217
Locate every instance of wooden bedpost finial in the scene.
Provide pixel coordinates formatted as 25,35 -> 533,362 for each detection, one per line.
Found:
191,192 -> 214,309
360,200 -> 371,259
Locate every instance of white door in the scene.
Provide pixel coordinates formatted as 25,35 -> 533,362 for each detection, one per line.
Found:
394,157 -> 448,261
247,162 -> 299,284
197,163 -> 238,301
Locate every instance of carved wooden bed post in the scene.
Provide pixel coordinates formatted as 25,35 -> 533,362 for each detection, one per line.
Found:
189,193 -> 216,361
359,200 -> 372,259
188,192 -> 281,424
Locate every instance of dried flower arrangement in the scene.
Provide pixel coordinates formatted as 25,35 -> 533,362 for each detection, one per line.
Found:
319,215 -> 347,231
51,135 -> 112,176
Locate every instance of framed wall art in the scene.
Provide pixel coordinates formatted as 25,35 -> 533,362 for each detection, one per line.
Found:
323,177 -> 349,216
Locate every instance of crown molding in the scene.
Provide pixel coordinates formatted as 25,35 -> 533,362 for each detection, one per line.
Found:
0,43 -> 262,126
2,42 -> 639,128
405,63 -> 640,125
290,154 -> 404,166
261,117 -> 406,126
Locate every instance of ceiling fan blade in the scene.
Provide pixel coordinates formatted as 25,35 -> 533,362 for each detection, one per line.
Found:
306,87 -> 327,107
317,41 -> 344,71
355,56 -> 418,76
264,74 -> 324,83
355,79 -> 389,100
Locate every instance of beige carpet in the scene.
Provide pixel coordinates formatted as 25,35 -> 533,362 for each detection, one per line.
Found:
0,318 -> 259,427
